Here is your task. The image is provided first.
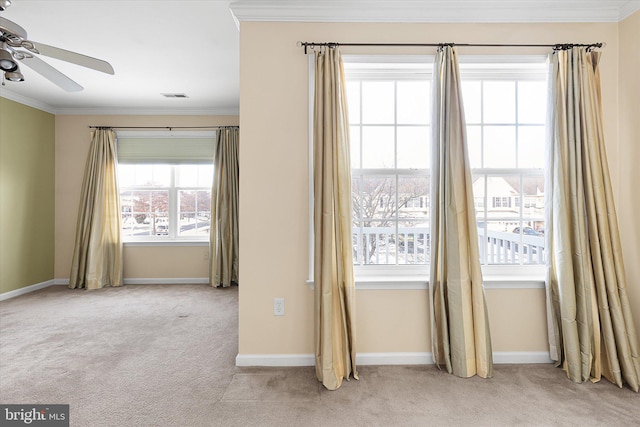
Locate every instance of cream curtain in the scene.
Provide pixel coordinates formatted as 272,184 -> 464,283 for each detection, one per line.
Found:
313,47 -> 358,391
210,127 -> 239,288
69,129 -> 123,290
429,46 -> 493,379
546,47 -> 640,391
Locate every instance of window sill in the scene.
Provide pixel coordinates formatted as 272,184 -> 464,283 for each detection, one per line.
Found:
306,273 -> 545,290
123,240 -> 209,247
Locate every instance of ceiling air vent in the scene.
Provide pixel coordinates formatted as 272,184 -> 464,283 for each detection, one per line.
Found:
161,93 -> 189,98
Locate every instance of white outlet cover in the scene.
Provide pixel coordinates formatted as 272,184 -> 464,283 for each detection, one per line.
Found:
274,298 -> 285,316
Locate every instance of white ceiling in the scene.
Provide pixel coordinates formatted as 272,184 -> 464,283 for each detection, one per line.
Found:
1,0 -> 638,114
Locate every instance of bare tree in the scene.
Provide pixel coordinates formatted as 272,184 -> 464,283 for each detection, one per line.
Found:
352,176 -> 429,264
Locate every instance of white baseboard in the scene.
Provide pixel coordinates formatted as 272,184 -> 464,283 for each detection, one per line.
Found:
236,353 -> 316,367
0,279 -> 56,301
123,278 -> 210,285
56,278 -> 209,285
1,278 -> 210,301
236,351 -> 552,367
493,351 -> 553,364
357,352 -> 433,365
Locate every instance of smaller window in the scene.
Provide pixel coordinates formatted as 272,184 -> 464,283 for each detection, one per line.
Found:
492,196 -> 511,208
117,131 -> 215,242
119,164 -> 213,240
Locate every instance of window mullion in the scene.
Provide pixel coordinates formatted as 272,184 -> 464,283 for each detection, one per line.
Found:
170,166 -> 178,238
394,81 -> 399,266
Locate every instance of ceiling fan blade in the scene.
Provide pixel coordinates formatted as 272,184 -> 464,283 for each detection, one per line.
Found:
20,55 -> 83,92
29,41 -> 115,75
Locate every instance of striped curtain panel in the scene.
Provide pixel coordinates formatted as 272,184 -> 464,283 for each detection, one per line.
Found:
69,128 -> 123,290
209,127 -> 239,288
313,46 -> 358,390
546,47 -> 639,391
429,45 -> 493,379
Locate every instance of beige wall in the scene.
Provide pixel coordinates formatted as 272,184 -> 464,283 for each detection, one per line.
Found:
618,10 -> 640,338
238,21 -> 629,357
0,98 -> 55,293
54,114 -> 238,281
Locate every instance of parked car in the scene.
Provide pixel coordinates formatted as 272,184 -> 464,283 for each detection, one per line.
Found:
156,222 -> 169,235
512,226 -> 542,236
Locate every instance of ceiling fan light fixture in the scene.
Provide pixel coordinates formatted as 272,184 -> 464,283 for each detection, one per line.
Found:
5,69 -> 23,82
0,49 -> 18,72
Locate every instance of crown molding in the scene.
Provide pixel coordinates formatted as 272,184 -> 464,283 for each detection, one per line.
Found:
0,92 -> 239,116
230,0 -> 640,23
53,107 -> 240,116
619,0 -> 640,20
0,89 -> 56,114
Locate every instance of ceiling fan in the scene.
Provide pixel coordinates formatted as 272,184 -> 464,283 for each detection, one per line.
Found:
0,0 -> 114,92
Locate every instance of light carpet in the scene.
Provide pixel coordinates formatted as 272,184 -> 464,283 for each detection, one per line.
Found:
0,284 -> 637,426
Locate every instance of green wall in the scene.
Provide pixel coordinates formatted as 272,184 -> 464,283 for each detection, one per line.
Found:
0,98 -> 55,294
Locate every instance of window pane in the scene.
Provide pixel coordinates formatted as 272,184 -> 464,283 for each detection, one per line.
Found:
180,190 -> 196,213
518,81 -> 547,124
485,176 -> 520,220
179,190 -> 211,236
346,81 -> 361,124
352,177 -> 362,220
132,191 -> 151,210
154,213 -> 169,236
359,220 -> 397,265
397,176 -> 429,220
472,175 -> 487,219
177,166 -> 198,187
132,165 -> 152,186
350,126 -> 361,169
467,125 -> 482,168
122,191 -> 151,237
397,126 -> 429,169
522,175 -> 544,216
176,165 -> 213,187
151,191 -> 169,213
359,176 -> 396,220
197,191 -> 211,214
511,218 -> 545,265
397,81 -> 429,124
484,220 -> 521,264
119,164 -> 135,187
518,126 -> 545,168
483,81 -> 515,123
397,220 -> 429,265
484,126 -> 516,168
352,221 -> 362,265
362,81 -> 394,124
462,81 -> 482,124
132,165 -> 170,187
122,213 -> 136,236
362,126 -> 394,168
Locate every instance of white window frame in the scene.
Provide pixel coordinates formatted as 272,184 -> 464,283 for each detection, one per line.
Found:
117,130 -> 215,245
307,54 -> 547,289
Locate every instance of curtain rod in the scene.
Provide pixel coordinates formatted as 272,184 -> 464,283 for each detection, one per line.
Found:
88,125 -> 238,130
298,41 -> 604,54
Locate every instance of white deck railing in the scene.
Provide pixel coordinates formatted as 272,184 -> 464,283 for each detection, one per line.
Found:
353,226 -> 545,265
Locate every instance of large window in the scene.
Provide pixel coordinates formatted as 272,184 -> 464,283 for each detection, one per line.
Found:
346,59 -> 430,267
463,66 -> 547,265
117,131 -> 215,242
343,56 -> 547,269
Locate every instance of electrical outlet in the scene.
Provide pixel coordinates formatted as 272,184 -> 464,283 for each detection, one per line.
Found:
274,298 -> 285,316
